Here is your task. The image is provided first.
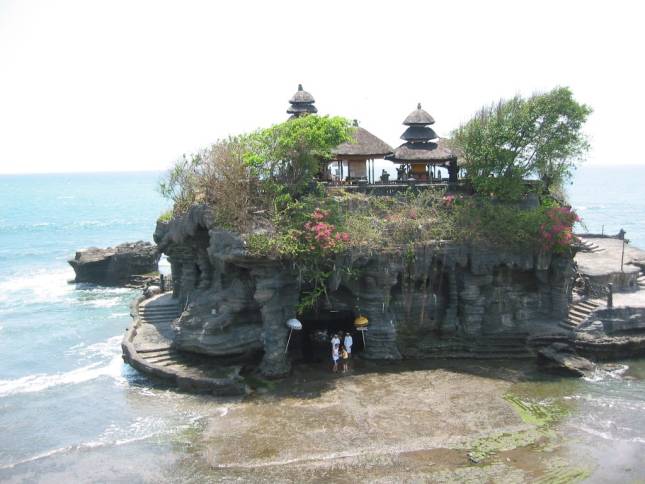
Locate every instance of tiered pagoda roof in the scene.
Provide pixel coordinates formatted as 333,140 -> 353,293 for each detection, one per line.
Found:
386,103 -> 456,164
287,84 -> 318,118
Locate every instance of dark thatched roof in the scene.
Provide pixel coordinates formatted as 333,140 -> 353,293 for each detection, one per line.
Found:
385,138 -> 457,164
332,126 -> 393,158
289,84 -> 315,104
403,103 -> 435,126
287,104 -> 318,115
400,126 -> 438,142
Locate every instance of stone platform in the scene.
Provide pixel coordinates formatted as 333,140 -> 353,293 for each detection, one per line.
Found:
576,236 -> 645,292
121,292 -> 247,395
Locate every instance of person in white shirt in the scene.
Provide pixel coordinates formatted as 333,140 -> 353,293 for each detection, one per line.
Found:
331,343 -> 340,372
331,333 -> 340,349
344,333 -> 353,355
343,332 -> 353,369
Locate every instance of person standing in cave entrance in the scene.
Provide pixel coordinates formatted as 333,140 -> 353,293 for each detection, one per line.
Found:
343,331 -> 353,370
341,345 -> 349,373
331,333 -> 340,349
331,342 -> 340,373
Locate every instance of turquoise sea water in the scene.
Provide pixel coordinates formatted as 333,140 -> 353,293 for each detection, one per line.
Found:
0,166 -> 644,481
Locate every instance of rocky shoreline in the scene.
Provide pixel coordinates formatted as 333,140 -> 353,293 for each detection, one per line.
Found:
116,204 -> 645,395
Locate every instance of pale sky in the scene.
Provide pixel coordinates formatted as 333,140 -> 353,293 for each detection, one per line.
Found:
1,0 -> 644,174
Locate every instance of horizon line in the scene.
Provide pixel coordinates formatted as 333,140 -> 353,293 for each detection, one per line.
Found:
1,161 -> 644,176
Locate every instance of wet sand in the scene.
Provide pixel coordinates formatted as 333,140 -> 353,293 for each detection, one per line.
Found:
191,360 -> 584,482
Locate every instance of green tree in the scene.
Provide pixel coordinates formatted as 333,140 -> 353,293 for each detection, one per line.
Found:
244,115 -> 353,199
452,87 -> 592,200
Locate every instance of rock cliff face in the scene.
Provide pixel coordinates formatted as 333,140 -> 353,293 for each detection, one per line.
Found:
69,241 -> 160,286
154,205 -> 574,377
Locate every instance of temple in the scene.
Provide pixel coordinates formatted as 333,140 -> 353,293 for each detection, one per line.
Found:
386,103 -> 459,183
286,85 -> 460,187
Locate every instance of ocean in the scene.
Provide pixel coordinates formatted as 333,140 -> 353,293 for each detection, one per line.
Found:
0,166 -> 644,481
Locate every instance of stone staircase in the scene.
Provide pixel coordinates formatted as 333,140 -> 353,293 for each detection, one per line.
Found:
577,239 -> 604,253
122,294 -> 246,395
139,300 -> 181,330
638,272 -> 645,290
559,299 -> 601,331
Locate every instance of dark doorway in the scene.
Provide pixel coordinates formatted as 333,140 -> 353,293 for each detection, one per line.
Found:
291,309 -> 364,363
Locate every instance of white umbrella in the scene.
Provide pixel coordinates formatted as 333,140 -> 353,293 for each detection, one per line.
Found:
284,318 -> 302,353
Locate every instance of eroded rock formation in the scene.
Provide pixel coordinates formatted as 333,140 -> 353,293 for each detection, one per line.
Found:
154,205 -> 576,378
69,241 -> 160,286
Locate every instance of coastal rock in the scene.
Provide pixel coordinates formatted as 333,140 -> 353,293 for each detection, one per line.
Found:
537,343 -> 595,377
69,241 -> 160,286
153,205 -> 575,377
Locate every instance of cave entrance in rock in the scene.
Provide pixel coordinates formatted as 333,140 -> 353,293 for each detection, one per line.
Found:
293,309 -> 364,363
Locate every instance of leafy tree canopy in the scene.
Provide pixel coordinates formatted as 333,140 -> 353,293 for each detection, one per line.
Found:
244,115 -> 354,199
452,87 -> 592,200
159,115 -> 353,219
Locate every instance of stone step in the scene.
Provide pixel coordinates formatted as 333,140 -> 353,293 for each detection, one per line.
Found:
136,346 -> 172,354
566,315 -> 586,323
138,349 -> 173,358
567,312 -> 589,321
140,314 -> 179,321
140,309 -> 180,315
570,304 -> 592,312
563,317 -> 580,325
141,309 -> 179,314
567,307 -> 591,318
143,353 -> 177,363
141,315 -> 179,321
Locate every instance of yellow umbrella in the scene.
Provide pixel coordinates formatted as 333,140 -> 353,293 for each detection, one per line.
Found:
354,315 -> 368,348
354,315 -> 368,327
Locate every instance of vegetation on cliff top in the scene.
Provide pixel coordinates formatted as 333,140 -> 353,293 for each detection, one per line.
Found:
158,88 -> 589,309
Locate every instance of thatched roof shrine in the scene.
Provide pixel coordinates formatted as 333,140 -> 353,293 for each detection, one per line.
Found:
287,84 -> 318,117
387,138 -> 456,162
327,121 -> 392,183
386,103 -> 457,165
332,123 -> 393,158
386,103 -> 459,182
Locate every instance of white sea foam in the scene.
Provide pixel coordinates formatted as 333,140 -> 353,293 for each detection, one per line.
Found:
0,409 -> 207,470
72,335 -> 122,358
0,355 -> 124,398
0,268 -> 75,305
81,298 -> 121,308
583,363 -> 630,383
0,432 -> 161,470
108,311 -> 130,319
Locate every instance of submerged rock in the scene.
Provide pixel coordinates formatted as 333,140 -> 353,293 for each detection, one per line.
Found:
69,241 -> 160,286
537,343 -> 595,377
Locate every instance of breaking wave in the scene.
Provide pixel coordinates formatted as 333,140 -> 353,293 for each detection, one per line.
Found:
0,355 -> 124,398
0,268 -> 74,305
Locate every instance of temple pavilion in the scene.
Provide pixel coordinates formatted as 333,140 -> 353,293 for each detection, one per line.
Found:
287,84 -> 318,118
386,103 -> 458,183
330,120 -> 393,183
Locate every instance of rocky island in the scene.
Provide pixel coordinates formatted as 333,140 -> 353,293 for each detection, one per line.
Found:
121,86 -> 645,396
69,241 -> 160,287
